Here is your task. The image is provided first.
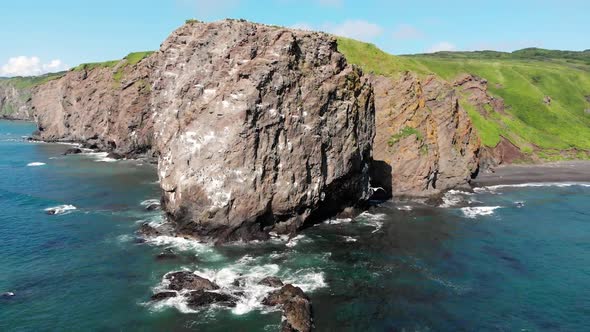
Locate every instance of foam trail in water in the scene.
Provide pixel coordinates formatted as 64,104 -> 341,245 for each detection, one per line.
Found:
44,204 -> 77,215
356,212 -> 386,233
27,162 -> 46,167
145,235 -> 224,262
485,182 -> 590,191
461,206 -> 501,219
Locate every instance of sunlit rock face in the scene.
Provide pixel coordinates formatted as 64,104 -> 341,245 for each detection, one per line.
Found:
150,20 -> 375,242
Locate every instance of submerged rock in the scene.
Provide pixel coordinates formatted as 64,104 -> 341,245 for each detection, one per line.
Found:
150,291 -> 177,301
136,223 -> 163,238
1,292 -> 15,298
145,203 -> 160,211
262,284 -> 313,332
165,271 -> 219,291
155,248 -> 177,260
185,290 -> 237,309
63,147 -> 82,155
258,276 -> 284,288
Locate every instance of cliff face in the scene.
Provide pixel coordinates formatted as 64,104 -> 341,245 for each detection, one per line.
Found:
151,20 -> 374,241
0,81 -> 32,120
30,60 -> 154,158
371,73 -> 481,197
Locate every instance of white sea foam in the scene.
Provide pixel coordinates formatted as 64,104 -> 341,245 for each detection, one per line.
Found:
485,182 -> 590,191
356,212 -> 386,233
27,162 -> 46,167
88,152 -> 117,162
44,204 -> 77,215
461,206 -> 501,219
324,217 -> 352,225
343,236 -> 357,242
140,199 -> 160,207
285,234 -> 307,248
397,205 -> 413,211
145,236 -> 224,262
150,254 -> 327,316
439,190 -> 474,208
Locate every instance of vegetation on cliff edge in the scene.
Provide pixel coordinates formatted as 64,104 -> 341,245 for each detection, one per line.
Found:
337,37 -> 590,159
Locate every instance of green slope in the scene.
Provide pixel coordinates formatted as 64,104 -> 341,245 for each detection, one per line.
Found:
337,37 -> 590,159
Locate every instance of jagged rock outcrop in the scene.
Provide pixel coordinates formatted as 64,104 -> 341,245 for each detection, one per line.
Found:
454,74 -> 524,168
151,20 -> 374,241
30,59 -> 155,159
0,81 -> 32,120
371,72 -> 480,197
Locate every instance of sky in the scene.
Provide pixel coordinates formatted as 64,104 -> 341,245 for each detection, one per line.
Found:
0,0 -> 588,76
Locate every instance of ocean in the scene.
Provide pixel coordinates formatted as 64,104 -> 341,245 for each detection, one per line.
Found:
1,120 -> 589,331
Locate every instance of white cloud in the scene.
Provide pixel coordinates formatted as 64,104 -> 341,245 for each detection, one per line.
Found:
323,20 -> 383,41
392,24 -> 424,40
0,56 -> 69,77
426,41 -> 456,53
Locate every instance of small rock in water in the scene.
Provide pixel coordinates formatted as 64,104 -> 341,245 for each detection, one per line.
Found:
262,284 -> 313,332
185,290 -> 237,309
63,148 -> 82,155
258,276 -> 284,288
165,271 -> 219,291
515,201 -> 525,208
145,203 -> 160,211
106,152 -> 123,160
156,248 -> 177,260
136,223 -> 162,238
150,291 -> 177,301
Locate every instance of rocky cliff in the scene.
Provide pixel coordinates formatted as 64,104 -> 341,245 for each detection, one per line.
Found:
30,57 -> 155,159
371,73 -> 481,197
28,20 -> 375,242
151,20 -> 374,241
0,80 -> 33,120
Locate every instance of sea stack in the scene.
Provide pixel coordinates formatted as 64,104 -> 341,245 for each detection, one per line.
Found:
151,20 -> 375,242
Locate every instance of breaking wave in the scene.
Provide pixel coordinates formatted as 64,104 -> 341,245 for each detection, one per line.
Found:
461,206 -> 502,219
27,162 -> 46,167
44,204 -> 77,215
148,254 -> 327,315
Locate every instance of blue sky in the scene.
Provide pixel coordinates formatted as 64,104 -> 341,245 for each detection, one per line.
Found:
1,0 -> 588,76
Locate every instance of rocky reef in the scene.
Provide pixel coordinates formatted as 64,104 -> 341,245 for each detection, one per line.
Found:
371,72 -> 481,198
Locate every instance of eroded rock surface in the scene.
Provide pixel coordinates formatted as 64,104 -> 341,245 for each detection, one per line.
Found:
263,284 -> 313,332
371,73 -> 480,197
30,58 -> 155,159
151,20 -> 374,242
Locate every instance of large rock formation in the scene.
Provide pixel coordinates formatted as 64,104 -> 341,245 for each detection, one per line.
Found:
28,20 -> 375,242
30,59 -> 154,159
371,73 -> 481,197
150,20 -> 374,241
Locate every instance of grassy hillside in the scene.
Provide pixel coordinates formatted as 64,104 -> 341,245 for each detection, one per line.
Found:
337,37 -> 590,160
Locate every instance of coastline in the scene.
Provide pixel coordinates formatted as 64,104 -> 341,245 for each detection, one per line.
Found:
472,160 -> 590,187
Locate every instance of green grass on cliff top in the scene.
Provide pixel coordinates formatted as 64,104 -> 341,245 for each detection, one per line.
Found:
337,37 -> 590,153
71,51 -> 154,74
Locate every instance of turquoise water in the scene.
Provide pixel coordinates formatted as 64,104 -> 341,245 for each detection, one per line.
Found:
1,120 -> 589,331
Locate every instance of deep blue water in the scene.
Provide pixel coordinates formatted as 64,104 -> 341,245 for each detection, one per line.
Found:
1,120 -> 589,331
